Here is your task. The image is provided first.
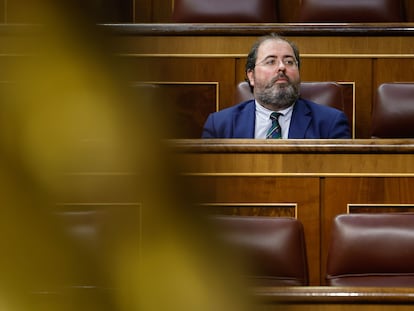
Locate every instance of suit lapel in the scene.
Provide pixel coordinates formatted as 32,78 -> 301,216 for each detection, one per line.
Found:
233,100 -> 255,138
288,99 -> 311,139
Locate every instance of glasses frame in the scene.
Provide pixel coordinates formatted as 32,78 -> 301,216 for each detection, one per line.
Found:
255,56 -> 298,69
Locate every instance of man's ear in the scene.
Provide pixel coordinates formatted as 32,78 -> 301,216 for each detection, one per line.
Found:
246,70 -> 254,86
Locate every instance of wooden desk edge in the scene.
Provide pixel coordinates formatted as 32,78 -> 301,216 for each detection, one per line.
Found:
100,23 -> 414,37
252,286 -> 414,303
168,139 -> 414,154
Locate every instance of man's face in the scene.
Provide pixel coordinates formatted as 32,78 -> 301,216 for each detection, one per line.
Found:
247,39 -> 301,110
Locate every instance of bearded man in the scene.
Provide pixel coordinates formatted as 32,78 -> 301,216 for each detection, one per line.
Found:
202,33 -> 351,139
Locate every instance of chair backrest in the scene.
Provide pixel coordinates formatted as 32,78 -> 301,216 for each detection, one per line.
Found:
326,213 -> 414,287
371,83 -> 414,138
209,215 -> 309,286
298,0 -> 405,22
171,0 -> 278,23
234,81 -> 344,112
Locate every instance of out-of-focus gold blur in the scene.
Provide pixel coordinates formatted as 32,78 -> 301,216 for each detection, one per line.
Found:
0,1 -> 251,310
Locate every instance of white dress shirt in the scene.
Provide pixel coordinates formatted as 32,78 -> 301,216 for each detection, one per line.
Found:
254,101 -> 294,139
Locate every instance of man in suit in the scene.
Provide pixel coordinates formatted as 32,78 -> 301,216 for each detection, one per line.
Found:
202,34 -> 351,139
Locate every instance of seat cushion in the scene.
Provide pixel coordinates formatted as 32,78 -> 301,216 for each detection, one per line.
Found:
326,213 -> 414,287
172,0 -> 278,23
210,215 -> 309,286
298,0 -> 405,22
371,83 -> 414,138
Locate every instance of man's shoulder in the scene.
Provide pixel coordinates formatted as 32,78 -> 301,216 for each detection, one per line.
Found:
213,100 -> 255,116
202,99 -> 255,138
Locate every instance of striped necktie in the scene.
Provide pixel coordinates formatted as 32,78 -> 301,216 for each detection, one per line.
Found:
266,112 -> 282,139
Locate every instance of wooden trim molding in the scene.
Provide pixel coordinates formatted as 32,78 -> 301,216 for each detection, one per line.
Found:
169,139 -> 414,154
101,23 -> 414,36
253,286 -> 414,303
199,203 -> 298,218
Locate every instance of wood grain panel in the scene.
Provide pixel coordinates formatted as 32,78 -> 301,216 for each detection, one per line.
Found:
300,58 -> 372,138
130,82 -> 217,138
341,83 -> 355,135
122,57 -> 235,112
113,35 -> 414,55
200,203 -> 297,218
0,0 -> 4,23
186,175 -> 321,285
152,0 -> 173,22
134,0 -> 152,22
374,58 -> 414,86
5,0 -> 133,23
293,36 -> 414,55
405,0 -> 414,22
348,204 -> 414,213
178,152 -> 414,174
113,36 -> 257,55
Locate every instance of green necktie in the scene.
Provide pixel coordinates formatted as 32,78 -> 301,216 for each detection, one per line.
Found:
266,112 -> 282,139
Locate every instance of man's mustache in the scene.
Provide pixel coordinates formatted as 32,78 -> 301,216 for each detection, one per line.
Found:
267,74 -> 290,87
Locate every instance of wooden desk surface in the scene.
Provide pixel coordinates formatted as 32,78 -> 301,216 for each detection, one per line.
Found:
170,139 -> 414,175
253,286 -> 414,303
251,286 -> 414,310
170,139 -> 414,153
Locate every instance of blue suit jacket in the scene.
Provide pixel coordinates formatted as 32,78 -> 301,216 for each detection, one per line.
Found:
202,98 -> 351,139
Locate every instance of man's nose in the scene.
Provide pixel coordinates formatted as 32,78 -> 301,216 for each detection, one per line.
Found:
277,60 -> 286,71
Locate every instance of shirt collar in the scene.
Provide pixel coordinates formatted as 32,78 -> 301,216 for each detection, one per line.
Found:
255,101 -> 294,118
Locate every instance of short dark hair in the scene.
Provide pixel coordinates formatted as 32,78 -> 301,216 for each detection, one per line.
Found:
245,33 -> 300,90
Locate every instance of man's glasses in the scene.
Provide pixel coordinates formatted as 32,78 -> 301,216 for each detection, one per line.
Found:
255,57 -> 298,69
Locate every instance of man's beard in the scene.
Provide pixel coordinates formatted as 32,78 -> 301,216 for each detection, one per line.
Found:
255,75 -> 300,110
